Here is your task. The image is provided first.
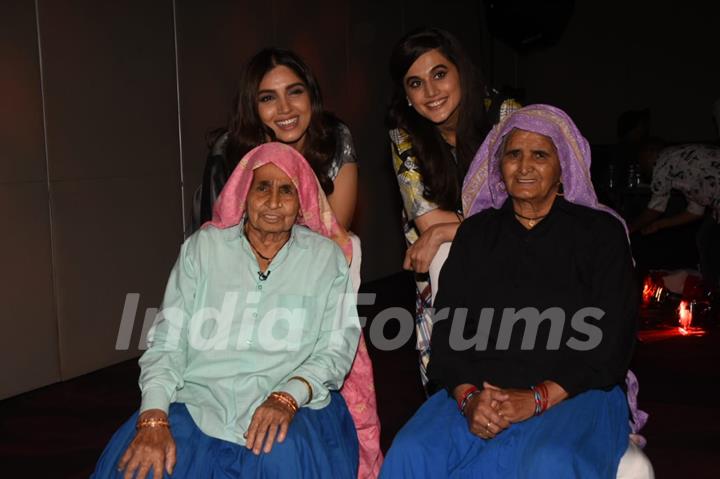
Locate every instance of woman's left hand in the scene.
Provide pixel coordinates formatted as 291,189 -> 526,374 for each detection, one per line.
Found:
485,382 -> 535,423
460,384 -> 510,440
245,395 -> 296,455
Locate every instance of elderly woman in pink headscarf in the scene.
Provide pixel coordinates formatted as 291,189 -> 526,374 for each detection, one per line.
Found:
92,143 -> 380,479
380,105 -> 638,478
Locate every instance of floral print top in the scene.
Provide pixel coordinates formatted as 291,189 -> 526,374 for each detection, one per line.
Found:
648,144 -> 720,222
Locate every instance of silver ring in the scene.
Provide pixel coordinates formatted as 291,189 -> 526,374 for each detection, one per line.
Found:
486,421 -> 492,430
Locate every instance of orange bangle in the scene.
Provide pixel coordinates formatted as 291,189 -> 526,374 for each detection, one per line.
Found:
269,392 -> 298,414
136,417 -> 170,430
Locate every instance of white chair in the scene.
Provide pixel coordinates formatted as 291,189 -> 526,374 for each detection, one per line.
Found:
617,442 -> 655,479
428,242 -> 452,305
428,242 -> 654,478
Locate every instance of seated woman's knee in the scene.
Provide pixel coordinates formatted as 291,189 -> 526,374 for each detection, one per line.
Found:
524,441 -> 576,469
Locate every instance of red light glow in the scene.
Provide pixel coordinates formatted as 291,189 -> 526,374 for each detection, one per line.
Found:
678,300 -> 693,330
642,277 -> 654,304
642,276 -> 663,304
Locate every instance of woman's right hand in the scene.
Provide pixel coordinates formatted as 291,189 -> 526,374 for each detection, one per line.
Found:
117,410 -> 176,479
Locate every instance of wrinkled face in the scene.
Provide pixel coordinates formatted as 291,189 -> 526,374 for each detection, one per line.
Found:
403,49 -> 462,126
257,65 -> 312,152
500,129 -> 562,209
246,163 -> 300,234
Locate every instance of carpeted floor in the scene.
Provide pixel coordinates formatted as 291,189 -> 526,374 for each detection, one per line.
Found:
1,271 -> 717,478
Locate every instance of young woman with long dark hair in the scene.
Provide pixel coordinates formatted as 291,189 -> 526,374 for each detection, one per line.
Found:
192,48 -> 357,230
387,27 -> 519,387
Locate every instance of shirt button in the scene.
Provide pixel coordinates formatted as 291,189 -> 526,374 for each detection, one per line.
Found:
257,284 -> 262,290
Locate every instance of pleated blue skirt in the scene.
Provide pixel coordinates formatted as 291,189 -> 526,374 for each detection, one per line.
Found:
380,387 -> 629,478
91,392 -> 358,478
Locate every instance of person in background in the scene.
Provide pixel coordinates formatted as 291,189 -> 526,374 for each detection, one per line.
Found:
191,47 -> 358,231
386,27 -> 519,387
631,142 -> 720,288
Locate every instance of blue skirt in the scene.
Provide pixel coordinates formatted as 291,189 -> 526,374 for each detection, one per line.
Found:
92,392 -> 358,478
380,387 -> 629,478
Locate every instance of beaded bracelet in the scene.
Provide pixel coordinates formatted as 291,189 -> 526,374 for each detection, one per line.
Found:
136,417 -> 170,430
531,388 -> 542,415
457,386 -> 477,411
538,383 -> 549,412
530,383 -> 549,416
458,386 -> 482,416
461,390 -> 483,416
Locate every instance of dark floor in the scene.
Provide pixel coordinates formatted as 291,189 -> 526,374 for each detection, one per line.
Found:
1,271 -> 719,478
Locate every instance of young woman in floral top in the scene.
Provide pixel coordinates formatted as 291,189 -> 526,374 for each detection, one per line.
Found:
386,27 -> 519,387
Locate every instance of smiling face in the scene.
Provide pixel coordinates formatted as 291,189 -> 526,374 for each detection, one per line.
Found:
500,129 -> 562,213
246,163 -> 300,235
403,49 -> 462,127
256,65 -> 312,152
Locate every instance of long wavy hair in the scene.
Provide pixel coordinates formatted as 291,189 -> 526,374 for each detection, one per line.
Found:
227,48 -> 339,194
387,27 -> 491,210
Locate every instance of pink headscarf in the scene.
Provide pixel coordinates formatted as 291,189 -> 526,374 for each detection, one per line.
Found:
205,142 -> 353,262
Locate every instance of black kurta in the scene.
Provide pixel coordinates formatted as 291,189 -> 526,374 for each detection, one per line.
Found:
428,197 -> 638,397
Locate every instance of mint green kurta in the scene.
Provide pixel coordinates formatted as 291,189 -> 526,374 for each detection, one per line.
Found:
138,224 -> 360,445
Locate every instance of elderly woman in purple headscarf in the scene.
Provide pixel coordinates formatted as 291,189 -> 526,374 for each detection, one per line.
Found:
380,105 -> 638,478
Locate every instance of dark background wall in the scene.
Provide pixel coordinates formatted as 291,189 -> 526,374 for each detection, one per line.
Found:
503,0 -> 719,145
1,0 -> 718,398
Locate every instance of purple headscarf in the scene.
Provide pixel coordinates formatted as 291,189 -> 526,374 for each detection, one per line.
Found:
462,105 -> 645,441
462,104 -> 627,233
